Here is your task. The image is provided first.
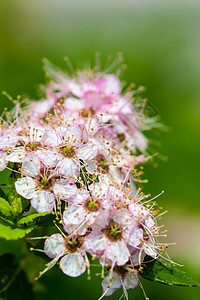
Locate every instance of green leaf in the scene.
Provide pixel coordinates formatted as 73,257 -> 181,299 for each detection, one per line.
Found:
0,216 -> 36,240
18,212 -> 52,225
0,188 -> 6,199
10,196 -> 23,218
141,257 -> 200,287
0,198 -> 13,217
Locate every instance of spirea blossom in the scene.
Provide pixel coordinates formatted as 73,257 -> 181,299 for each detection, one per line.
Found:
0,57 -> 170,299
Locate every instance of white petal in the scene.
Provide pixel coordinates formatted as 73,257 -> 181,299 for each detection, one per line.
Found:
6,149 -> 26,163
85,160 -> 97,174
105,240 -> 130,266
15,177 -> 36,199
129,228 -> 143,247
58,158 -> 80,177
64,97 -> 84,111
40,150 -> 62,167
53,180 -> 77,200
67,189 -> 89,204
44,234 -> 65,259
63,206 -> 85,225
77,144 -> 98,161
113,208 -> 132,226
22,154 -> 41,176
31,190 -> 55,212
84,232 -> 106,254
104,74 -> 121,96
124,272 -> 138,290
60,253 -> 86,277
64,223 -> 87,236
93,210 -> 110,229
92,182 -> 108,198
43,128 -> 63,146
143,243 -> 158,259
0,151 -> 8,171
0,134 -> 18,149
101,272 -> 121,296
145,216 -> 155,229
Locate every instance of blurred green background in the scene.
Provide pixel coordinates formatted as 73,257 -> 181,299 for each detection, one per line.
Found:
0,0 -> 200,299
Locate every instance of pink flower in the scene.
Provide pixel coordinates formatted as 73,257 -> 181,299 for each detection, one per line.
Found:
42,123 -> 98,178
84,209 -> 141,266
62,181 -> 111,234
15,154 -> 77,212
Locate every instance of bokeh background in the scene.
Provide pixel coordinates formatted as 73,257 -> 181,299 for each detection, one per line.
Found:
0,0 -> 200,299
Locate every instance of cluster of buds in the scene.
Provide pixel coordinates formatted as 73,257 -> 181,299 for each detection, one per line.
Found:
0,57 -> 168,298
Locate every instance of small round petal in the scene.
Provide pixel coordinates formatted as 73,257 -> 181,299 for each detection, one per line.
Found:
6,149 -> 25,163
105,240 -> 130,266
44,234 -> 65,259
22,154 -> 41,176
85,160 -> 97,174
43,128 -> 64,146
77,144 -> 98,161
53,180 -> 77,200
104,74 -> 121,97
63,205 -> 85,225
101,272 -> 121,296
143,243 -> 158,259
58,157 -> 80,177
124,272 -> 138,290
84,232 -> 107,254
15,177 -> 36,199
129,228 -> 143,247
64,98 -> 84,111
113,208 -> 132,226
60,253 -> 86,277
31,190 -> 55,212
40,150 -> 63,168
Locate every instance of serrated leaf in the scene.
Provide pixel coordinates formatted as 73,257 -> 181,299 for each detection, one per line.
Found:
141,257 -> 200,287
0,217 -> 36,240
0,198 -> 13,217
10,196 -> 23,218
5,180 -> 28,215
18,212 -> 52,225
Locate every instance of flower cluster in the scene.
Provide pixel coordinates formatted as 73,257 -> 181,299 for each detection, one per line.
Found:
0,58 -> 168,299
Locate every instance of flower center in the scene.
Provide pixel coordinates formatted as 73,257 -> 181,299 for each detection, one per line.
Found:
96,154 -> 109,172
114,265 -> 127,276
25,141 -> 41,151
60,146 -> 75,157
80,108 -> 95,117
37,175 -> 53,189
66,236 -> 82,252
84,197 -> 101,212
105,221 -> 123,241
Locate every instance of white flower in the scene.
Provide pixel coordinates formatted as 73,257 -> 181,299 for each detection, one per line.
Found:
15,154 -> 77,212
43,233 -> 87,277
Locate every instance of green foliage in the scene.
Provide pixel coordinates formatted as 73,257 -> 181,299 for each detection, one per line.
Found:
141,257 -> 200,287
0,198 -> 13,218
0,216 -> 36,240
18,212 -> 52,225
